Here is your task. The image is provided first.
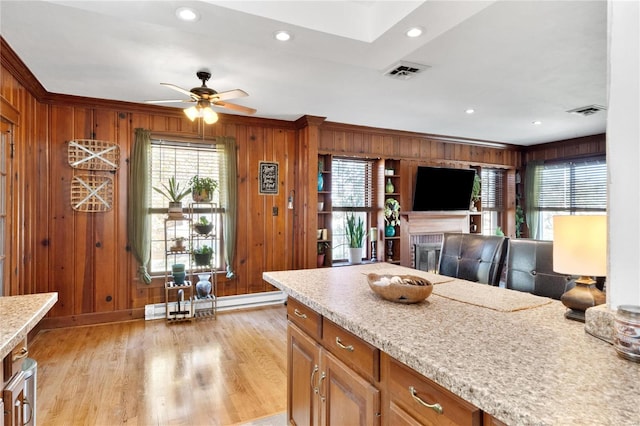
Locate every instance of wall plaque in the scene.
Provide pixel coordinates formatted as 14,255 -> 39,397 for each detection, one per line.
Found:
259,162 -> 279,195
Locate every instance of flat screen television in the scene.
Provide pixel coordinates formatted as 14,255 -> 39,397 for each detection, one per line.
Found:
412,166 -> 475,211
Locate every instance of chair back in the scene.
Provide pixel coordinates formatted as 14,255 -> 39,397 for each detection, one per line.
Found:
505,239 -> 575,300
438,233 -> 508,285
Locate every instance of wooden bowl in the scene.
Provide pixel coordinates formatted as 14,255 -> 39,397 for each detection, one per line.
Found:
366,273 -> 433,304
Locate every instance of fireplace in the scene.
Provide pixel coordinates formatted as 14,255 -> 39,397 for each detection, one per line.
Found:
400,211 -> 469,268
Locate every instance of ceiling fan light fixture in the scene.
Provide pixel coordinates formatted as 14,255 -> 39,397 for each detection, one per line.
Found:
202,107 -> 219,124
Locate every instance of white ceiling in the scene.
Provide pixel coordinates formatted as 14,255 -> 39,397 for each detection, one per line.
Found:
0,0 -> 607,146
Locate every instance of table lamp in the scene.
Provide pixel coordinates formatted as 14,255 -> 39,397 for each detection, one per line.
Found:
553,215 -> 607,322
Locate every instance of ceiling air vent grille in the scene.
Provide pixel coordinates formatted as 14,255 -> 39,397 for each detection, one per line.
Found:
566,105 -> 607,116
384,61 -> 430,80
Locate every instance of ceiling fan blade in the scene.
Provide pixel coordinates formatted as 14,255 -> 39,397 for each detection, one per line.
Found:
160,83 -> 198,99
213,101 -> 256,115
145,99 -> 193,104
213,89 -> 249,101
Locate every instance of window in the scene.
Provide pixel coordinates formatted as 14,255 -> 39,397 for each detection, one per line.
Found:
149,139 -> 224,274
481,168 -> 504,235
330,158 -> 374,261
536,157 -> 607,240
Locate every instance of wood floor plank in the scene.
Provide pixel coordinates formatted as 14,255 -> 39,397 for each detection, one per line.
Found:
28,305 -> 287,425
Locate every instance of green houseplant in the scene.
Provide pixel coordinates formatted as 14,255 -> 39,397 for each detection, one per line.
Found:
345,213 -> 365,264
317,241 -> 330,268
189,175 -> 218,202
153,177 -> 191,217
193,244 -> 213,267
194,216 -> 213,235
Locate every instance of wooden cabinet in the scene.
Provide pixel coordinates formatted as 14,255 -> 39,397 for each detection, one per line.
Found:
382,353 -> 481,426
2,372 -> 25,426
287,300 -> 380,426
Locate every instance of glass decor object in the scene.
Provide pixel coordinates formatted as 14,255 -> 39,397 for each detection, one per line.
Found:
196,273 -> 212,298
385,178 -> 395,194
318,172 -> 324,191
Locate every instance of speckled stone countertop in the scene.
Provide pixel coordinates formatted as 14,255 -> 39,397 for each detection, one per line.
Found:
263,263 -> 640,426
0,292 -> 58,360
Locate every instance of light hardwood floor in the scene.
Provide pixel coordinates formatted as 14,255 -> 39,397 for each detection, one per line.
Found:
28,305 -> 288,425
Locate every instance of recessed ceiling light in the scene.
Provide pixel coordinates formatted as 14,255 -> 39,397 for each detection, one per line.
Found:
406,27 -> 423,38
465,109 -> 475,114
274,30 -> 292,42
176,7 -> 199,22
532,120 -> 542,125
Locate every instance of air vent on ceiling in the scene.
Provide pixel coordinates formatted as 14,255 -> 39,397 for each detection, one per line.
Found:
566,104 -> 607,116
384,61 -> 430,80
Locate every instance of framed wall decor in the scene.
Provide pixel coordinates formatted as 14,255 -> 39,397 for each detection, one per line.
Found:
259,161 -> 279,195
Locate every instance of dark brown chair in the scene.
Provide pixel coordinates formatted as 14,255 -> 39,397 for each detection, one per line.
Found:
505,239 -> 575,300
438,233 -> 508,286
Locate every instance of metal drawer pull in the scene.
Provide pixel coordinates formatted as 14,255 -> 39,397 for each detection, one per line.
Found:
293,309 -> 307,319
318,372 -> 327,402
13,347 -> 28,362
335,337 -> 354,352
311,365 -> 319,394
409,386 -> 444,414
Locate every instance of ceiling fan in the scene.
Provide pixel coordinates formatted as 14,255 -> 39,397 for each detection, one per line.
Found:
146,71 -> 256,124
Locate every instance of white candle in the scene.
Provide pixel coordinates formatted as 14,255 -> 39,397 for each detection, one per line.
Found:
370,227 -> 378,241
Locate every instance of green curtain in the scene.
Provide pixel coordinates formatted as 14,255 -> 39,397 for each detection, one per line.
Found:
219,137 -> 238,278
524,160 -> 542,240
128,128 -> 152,284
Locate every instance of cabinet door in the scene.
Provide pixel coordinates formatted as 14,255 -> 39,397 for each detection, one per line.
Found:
320,350 -> 380,426
288,323 -> 321,426
3,371 -> 25,426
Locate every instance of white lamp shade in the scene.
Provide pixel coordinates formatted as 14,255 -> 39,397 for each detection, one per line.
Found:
553,215 -> 607,276
201,107 -> 218,124
184,106 -> 199,121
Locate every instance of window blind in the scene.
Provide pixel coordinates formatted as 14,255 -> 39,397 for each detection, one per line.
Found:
331,158 -> 373,208
538,157 -> 606,211
481,168 -> 504,210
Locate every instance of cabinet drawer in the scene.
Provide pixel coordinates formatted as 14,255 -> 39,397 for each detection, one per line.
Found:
2,339 -> 28,384
322,319 -> 379,382
387,356 -> 481,426
287,298 -> 322,341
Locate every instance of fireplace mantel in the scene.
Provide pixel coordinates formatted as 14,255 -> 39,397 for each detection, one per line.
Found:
399,211 -> 469,267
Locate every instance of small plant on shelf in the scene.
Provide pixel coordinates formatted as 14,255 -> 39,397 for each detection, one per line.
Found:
170,237 -> 186,252
317,241 -> 331,268
193,244 -> 213,266
384,198 -> 401,238
153,176 -> 191,203
194,216 -> 213,235
189,175 -> 218,202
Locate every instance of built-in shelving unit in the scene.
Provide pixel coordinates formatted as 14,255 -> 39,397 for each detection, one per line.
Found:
383,159 -> 401,264
317,154 -> 332,267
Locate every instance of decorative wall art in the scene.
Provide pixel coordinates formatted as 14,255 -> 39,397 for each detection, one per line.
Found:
68,139 -> 120,171
259,162 -> 279,195
70,175 -> 114,212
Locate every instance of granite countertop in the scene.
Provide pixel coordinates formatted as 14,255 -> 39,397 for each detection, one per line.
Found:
263,263 -> 640,426
0,292 -> 58,360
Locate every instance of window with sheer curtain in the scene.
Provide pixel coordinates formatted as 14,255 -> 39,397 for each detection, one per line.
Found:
148,139 -> 224,273
331,158 -> 374,261
535,157 -> 607,240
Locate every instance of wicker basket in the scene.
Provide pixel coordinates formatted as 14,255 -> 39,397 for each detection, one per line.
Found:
366,273 -> 433,304
68,139 -> 120,171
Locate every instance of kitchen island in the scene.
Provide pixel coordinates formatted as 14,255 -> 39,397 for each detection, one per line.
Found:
263,263 -> 639,425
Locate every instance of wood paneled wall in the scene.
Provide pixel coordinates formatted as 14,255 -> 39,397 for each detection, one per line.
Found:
522,133 -> 606,163
1,39 -> 602,327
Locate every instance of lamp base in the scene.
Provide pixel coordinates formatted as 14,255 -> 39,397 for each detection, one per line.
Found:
560,276 -> 606,323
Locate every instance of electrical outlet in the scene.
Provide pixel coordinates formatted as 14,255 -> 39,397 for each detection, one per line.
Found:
272,206 -> 278,216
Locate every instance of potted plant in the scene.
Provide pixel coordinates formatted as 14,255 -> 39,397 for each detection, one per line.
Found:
189,175 -> 218,202
153,176 -> 191,218
170,237 -> 186,252
317,241 -> 330,268
384,198 -> 401,237
345,213 -> 365,264
194,216 -> 213,235
470,172 -> 481,211
193,244 -> 213,267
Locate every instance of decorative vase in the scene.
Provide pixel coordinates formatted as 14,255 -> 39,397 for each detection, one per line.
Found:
172,271 -> 186,285
385,225 -> 396,237
196,273 -> 212,298
385,178 -> 395,194
168,201 -> 183,218
348,247 -> 363,265
317,172 -> 324,191
317,253 -> 325,268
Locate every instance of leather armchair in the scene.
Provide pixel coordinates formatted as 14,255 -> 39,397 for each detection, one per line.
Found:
505,239 -> 575,300
438,233 -> 508,286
